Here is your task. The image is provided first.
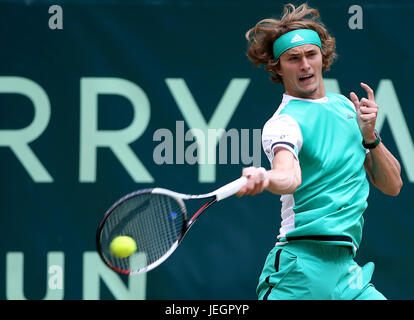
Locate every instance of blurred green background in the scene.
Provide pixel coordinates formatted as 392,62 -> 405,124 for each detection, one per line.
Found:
0,0 -> 412,299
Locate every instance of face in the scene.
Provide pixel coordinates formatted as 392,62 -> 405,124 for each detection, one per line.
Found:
277,44 -> 325,99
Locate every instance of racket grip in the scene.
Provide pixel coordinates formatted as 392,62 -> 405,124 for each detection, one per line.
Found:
215,176 -> 248,201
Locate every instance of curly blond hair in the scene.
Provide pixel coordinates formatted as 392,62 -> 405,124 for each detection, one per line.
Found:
245,3 -> 337,83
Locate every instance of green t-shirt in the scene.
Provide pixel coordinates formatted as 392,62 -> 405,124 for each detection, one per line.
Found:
262,92 -> 369,254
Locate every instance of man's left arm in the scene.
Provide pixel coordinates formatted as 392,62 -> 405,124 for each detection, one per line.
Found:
363,143 -> 402,196
350,82 -> 403,196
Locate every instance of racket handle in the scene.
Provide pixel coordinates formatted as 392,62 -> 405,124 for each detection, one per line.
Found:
215,176 -> 248,201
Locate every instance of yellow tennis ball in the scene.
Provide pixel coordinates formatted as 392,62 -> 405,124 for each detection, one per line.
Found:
109,236 -> 137,258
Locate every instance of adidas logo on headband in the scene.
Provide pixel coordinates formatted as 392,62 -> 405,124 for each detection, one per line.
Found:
273,29 -> 322,60
290,34 -> 305,43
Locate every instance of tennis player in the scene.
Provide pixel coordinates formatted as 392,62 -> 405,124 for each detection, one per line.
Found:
237,3 -> 403,300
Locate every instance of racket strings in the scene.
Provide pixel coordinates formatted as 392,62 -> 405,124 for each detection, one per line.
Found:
100,193 -> 185,272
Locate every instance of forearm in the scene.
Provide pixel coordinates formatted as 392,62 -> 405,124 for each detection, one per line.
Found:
265,169 -> 301,195
367,142 -> 402,196
264,148 -> 302,195
236,149 -> 301,197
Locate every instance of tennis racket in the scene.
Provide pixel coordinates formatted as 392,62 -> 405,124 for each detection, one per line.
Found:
96,176 -> 248,275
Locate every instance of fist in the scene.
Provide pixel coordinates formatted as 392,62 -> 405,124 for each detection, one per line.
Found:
236,167 -> 268,197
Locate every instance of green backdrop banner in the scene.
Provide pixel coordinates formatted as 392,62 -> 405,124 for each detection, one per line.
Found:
0,0 -> 413,299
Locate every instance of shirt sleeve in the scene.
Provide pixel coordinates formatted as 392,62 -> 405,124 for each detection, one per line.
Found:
262,113 -> 303,167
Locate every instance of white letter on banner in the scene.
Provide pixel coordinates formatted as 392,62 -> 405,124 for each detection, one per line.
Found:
375,79 -> 414,182
324,78 -> 340,94
166,78 -> 250,182
79,78 -> 153,183
0,77 -> 52,182
82,252 -> 146,300
6,252 -> 64,300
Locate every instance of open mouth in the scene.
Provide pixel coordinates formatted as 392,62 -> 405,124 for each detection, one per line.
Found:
298,74 -> 314,82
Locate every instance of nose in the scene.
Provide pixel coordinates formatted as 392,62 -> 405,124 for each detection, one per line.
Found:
300,57 -> 311,70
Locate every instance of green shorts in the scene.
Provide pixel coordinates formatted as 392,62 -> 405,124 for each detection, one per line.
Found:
257,242 -> 386,300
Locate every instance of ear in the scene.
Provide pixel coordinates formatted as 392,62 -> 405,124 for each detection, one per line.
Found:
275,61 -> 283,76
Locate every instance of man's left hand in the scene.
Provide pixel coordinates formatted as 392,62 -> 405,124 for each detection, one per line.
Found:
350,82 -> 379,143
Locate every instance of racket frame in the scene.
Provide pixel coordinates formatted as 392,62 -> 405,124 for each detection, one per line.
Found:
96,176 -> 247,275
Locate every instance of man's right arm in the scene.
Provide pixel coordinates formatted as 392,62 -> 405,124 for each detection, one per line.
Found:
266,148 -> 302,194
236,148 -> 301,197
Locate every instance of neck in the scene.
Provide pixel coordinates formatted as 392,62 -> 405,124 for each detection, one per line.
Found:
285,86 -> 326,99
